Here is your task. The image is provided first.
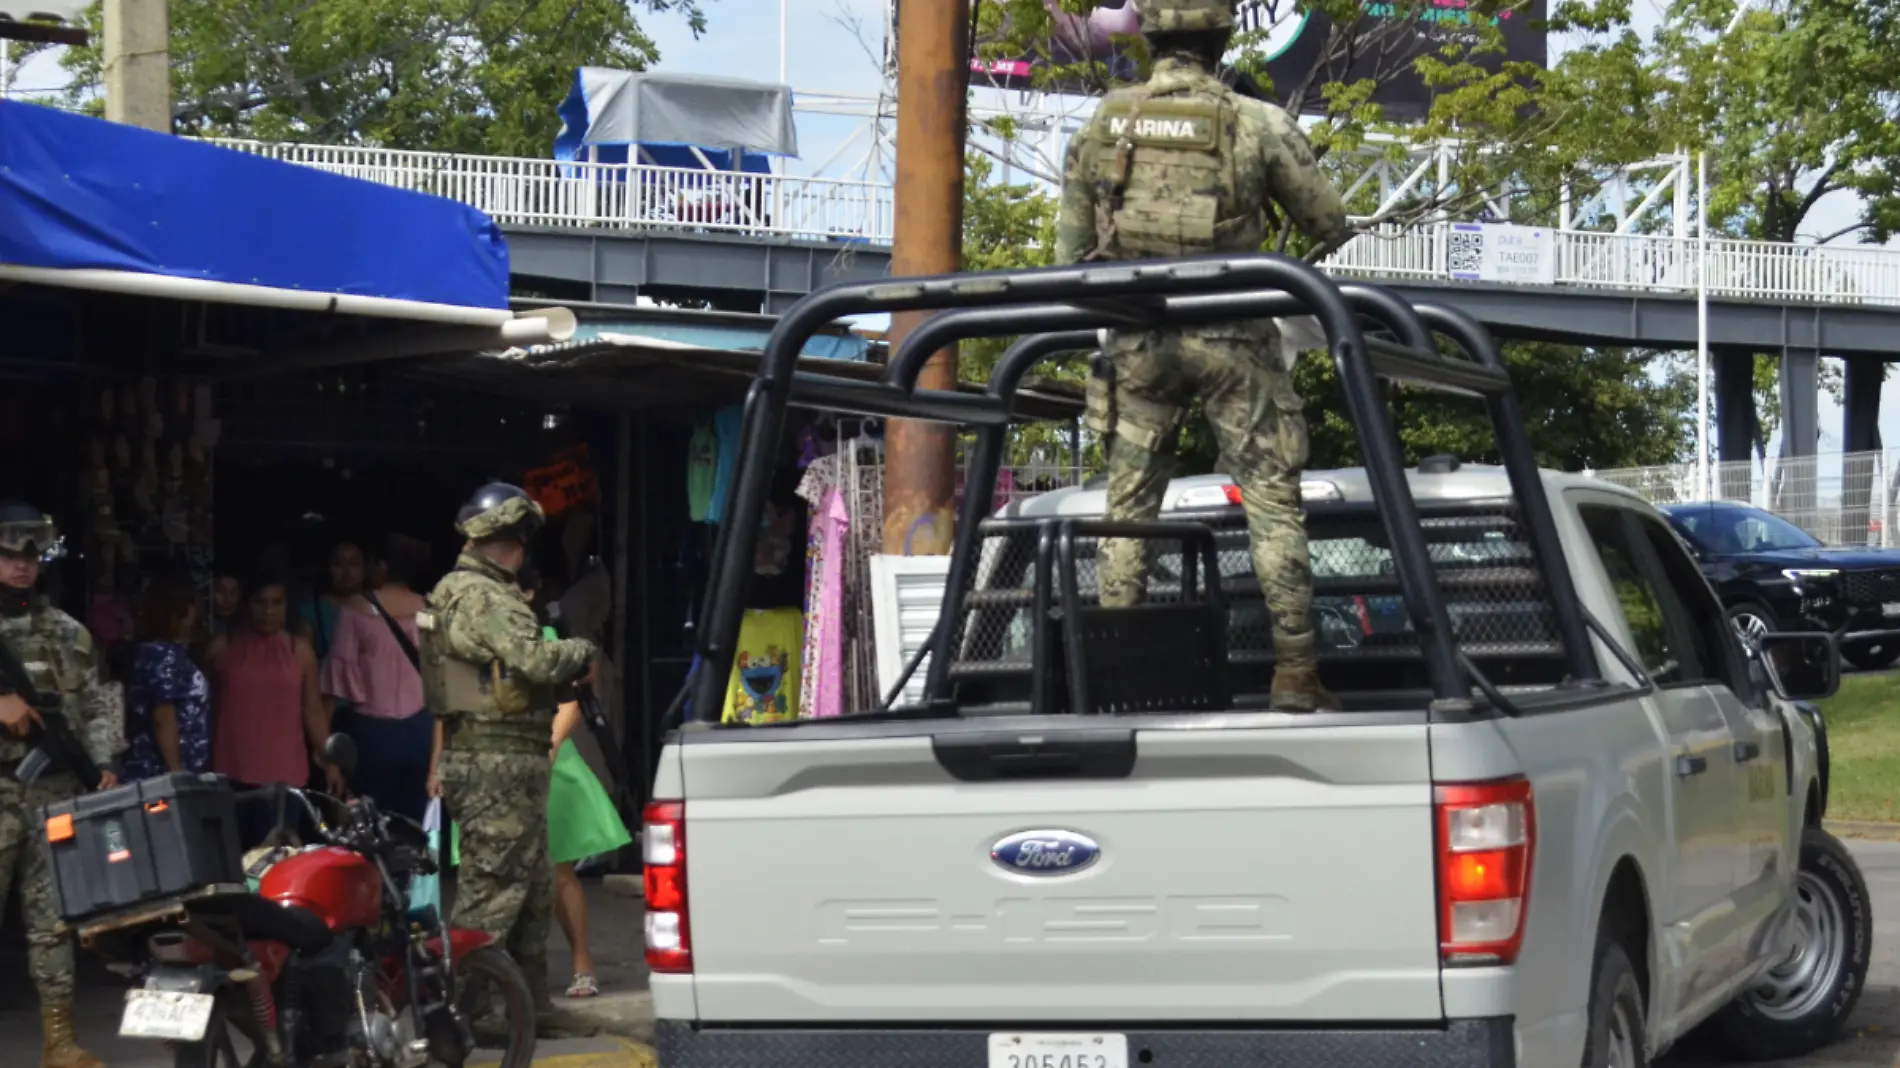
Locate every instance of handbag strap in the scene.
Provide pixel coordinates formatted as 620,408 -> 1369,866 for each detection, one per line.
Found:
364,590 -> 423,671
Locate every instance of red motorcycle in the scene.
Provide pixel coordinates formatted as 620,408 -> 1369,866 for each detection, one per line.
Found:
67,736 -> 535,1068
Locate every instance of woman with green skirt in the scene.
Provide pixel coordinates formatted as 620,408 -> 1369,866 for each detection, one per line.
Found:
546,686 -> 631,998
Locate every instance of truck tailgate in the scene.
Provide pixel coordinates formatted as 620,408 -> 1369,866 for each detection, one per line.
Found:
673,720 -> 1445,1023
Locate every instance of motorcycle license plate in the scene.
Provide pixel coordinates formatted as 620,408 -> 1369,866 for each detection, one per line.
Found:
120,989 -> 216,1041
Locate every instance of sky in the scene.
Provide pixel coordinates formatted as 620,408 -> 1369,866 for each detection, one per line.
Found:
5,0 -> 1893,468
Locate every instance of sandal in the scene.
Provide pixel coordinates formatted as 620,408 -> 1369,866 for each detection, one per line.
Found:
565,973 -> 599,999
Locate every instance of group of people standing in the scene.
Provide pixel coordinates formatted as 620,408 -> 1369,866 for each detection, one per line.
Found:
0,482 -> 627,1068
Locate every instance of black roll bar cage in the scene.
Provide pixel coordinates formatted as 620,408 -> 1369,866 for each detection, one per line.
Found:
684,253 -> 1603,724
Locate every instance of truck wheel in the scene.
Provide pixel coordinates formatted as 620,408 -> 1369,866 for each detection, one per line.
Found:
1581,937 -> 1648,1068
1713,827 -> 1871,1060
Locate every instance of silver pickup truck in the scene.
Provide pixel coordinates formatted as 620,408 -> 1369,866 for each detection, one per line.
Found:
642,257 -> 1872,1068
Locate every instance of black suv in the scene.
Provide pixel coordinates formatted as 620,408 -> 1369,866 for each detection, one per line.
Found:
1661,500 -> 1900,670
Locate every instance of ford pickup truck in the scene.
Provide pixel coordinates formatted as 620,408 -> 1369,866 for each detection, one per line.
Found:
644,256 -> 1871,1068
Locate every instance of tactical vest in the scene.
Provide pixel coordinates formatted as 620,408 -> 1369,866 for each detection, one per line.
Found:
417,573 -> 546,753
1089,82 -> 1265,259
0,607 -> 88,765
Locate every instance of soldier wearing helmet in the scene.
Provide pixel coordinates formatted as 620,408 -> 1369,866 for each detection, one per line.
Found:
1054,0 -> 1351,711
0,502 -> 121,1068
418,484 -> 598,1037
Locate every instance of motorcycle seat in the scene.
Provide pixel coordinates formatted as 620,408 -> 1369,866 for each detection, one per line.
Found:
197,893 -> 335,956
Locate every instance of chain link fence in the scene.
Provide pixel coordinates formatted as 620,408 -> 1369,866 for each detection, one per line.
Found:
1593,450 -> 1900,547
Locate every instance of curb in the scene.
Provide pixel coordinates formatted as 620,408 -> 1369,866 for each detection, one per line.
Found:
536,1037 -> 658,1068
603,874 -> 644,900
1824,818 -> 1900,841
565,989 -> 656,1044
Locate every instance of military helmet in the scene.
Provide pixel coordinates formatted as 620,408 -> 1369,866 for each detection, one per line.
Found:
455,483 -> 545,543
1140,0 -> 1238,35
0,500 -> 61,561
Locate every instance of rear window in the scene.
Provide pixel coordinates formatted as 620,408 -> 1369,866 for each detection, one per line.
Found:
952,503 -> 1563,710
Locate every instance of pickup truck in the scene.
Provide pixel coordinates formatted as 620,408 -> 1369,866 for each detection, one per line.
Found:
645,257 -> 1873,1068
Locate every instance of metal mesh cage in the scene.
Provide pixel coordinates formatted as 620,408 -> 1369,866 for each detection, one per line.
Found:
946,501 -> 1567,708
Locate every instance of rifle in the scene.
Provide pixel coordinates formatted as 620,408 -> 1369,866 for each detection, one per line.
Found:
0,634 -> 103,791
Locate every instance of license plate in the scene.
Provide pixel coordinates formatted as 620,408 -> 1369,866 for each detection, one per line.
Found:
1883,602 -> 1900,619
120,989 -> 216,1041
988,1033 -> 1128,1068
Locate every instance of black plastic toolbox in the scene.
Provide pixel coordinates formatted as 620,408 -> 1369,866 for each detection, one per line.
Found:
38,772 -> 245,925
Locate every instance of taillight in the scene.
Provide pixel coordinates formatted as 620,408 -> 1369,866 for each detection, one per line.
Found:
1435,778 -> 1534,966
643,801 -> 691,973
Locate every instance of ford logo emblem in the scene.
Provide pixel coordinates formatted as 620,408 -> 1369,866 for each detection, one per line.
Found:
991,830 -> 1101,876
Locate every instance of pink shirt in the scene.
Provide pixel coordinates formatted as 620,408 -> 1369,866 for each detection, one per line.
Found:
211,629 -> 309,787
319,604 -> 424,720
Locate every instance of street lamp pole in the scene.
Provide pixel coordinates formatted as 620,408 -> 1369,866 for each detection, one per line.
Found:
1697,150 -> 1711,501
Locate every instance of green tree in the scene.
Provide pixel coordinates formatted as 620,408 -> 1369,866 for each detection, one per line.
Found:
40,0 -> 706,155
1298,343 -> 1697,470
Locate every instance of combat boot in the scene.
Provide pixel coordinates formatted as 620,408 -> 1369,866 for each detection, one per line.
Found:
40,1004 -> 104,1068
1269,665 -> 1342,712
1269,632 -> 1341,712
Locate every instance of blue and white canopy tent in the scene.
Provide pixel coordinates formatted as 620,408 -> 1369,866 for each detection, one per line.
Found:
554,67 -> 799,172
0,101 -> 571,375
552,69 -> 802,236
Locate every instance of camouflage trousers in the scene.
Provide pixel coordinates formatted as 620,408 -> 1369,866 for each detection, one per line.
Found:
0,772 -> 81,1005
442,749 -> 554,1009
1088,323 -> 1317,668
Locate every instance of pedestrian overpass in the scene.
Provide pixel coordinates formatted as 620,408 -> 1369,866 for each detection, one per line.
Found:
211,137 -> 1900,472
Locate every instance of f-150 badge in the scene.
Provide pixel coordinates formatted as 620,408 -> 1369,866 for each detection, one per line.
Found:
991,830 -> 1101,876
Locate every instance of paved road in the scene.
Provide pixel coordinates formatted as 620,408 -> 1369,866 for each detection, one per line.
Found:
4,843 -> 1896,1066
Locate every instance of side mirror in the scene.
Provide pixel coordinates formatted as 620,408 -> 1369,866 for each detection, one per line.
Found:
1752,632 -> 1841,702
323,733 -> 359,777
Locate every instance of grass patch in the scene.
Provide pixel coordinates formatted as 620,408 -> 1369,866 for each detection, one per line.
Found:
1817,672 -> 1900,822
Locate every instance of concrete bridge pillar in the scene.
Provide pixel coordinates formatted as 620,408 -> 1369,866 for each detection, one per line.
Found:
1714,348 -> 1757,500
1842,355 -> 1884,544
1776,349 -> 1820,516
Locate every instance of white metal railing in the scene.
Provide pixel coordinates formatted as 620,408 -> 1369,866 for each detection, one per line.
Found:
1592,449 -> 1900,547
208,139 -> 895,246
198,138 -> 1900,305
1331,224 -> 1900,306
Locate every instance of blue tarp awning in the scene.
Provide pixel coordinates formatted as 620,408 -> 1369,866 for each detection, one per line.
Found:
0,101 -> 512,316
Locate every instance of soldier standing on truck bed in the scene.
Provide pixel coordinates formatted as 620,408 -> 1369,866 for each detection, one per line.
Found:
418,484 -> 599,1038
0,501 -> 122,1068
1053,0 -> 1353,711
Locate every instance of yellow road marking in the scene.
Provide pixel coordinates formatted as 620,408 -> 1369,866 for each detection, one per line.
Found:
530,1036 -> 658,1068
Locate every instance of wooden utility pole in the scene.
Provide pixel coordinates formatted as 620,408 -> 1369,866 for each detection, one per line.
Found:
104,0 -> 170,132
880,0 -> 970,556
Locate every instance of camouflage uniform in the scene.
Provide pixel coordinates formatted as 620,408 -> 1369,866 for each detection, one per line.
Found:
1,597 -> 121,1068
418,489 -> 596,1025
1054,0 -> 1350,709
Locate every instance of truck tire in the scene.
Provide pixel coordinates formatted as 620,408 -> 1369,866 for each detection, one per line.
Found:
1712,827 -> 1871,1060
1581,936 -> 1648,1068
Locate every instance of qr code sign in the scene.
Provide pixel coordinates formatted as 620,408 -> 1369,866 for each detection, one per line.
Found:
1448,227 -> 1485,277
